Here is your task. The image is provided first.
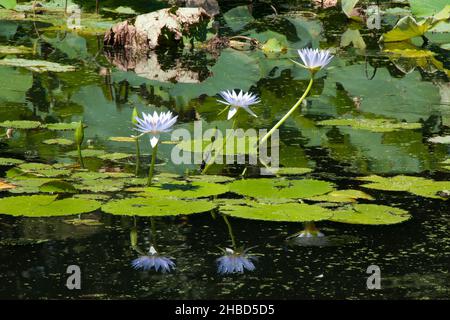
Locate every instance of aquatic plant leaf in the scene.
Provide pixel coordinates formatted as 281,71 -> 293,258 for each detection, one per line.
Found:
220,201 -> 333,222
98,153 -> 133,161
186,175 -> 235,183
0,45 -> 32,54
261,38 -> 287,54
428,135 -> 450,144
74,179 -> 124,193
134,181 -> 229,199
228,178 -> 335,200
0,195 -> 101,217
176,136 -> 258,155
42,138 -> 74,146
0,120 -> 41,129
101,197 -> 216,216
73,194 -> 111,201
65,149 -> 106,158
341,0 -> 359,17
39,180 -> 77,193
360,175 -> 432,191
109,136 -> 136,142
6,178 -> 54,194
317,118 -> 422,132
275,167 -> 313,176
409,0 -> 449,17
340,28 -> 366,50
0,157 -> 24,166
0,58 -> 76,72
0,179 -> 16,190
330,204 -> 411,225
71,171 -> 110,180
408,182 -> 450,199
381,16 -> 433,42
45,122 -> 80,131
223,5 -> 254,32
0,0 -> 16,9
307,189 -> 374,203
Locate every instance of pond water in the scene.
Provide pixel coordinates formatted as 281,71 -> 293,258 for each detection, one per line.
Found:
0,0 -> 449,299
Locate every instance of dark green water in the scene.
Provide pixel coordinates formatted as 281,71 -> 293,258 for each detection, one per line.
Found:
0,1 -> 449,299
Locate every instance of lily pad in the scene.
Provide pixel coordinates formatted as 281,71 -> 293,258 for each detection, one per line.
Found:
0,195 -> 101,217
219,201 -> 333,222
0,58 -> 76,72
275,167 -> 313,176
330,204 -> 411,225
408,182 -> 450,199
307,189 -> 374,203
0,120 -> 41,129
0,157 -> 24,166
228,178 -> 335,200
42,138 -> 74,146
360,175 -> 433,191
65,149 -> 106,158
74,179 -> 124,193
0,45 -> 32,54
186,175 -> 235,183
39,180 -> 77,193
223,5 -> 254,32
98,153 -> 133,161
71,171 -> 110,180
46,122 -> 80,131
134,181 -> 229,199
109,136 -> 136,142
317,118 -> 422,132
101,197 -> 216,216
6,178 -> 54,194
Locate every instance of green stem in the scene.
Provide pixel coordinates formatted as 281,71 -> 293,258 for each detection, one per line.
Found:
202,119 -> 236,175
259,77 -> 314,145
77,144 -> 85,168
135,137 -> 140,176
147,143 -> 158,186
222,215 -> 237,250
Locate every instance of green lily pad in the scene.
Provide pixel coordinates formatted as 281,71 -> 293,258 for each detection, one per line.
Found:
6,178 -> 54,194
0,195 -> 101,217
186,175 -> 235,183
108,136 -> 136,142
42,138 -> 74,146
73,194 -> 111,201
17,163 -> 72,178
0,120 -> 41,129
261,38 -> 287,54
381,16 -> 433,42
408,182 -> 450,199
0,157 -> 24,166
330,204 -> 411,225
39,180 -> 77,193
176,136 -> 259,155
228,178 -> 335,200
134,181 -> 229,199
275,167 -> 313,176
74,179 -> 124,193
46,122 -> 80,131
360,175 -> 432,191
0,58 -> 76,72
101,197 -> 216,216
65,149 -> 106,158
71,171 -> 110,180
317,118 -> 422,132
98,153 -> 133,161
223,5 -> 254,32
219,201 -> 333,222
307,189 -> 374,203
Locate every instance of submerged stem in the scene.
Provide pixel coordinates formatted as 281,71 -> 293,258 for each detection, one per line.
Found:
259,77 -> 314,145
147,143 -> 158,186
135,137 -> 140,176
222,215 -> 237,250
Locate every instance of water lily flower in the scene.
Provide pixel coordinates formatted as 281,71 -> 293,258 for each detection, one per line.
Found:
294,48 -> 334,74
217,247 -> 257,275
217,90 -> 260,120
134,111 -> 178,148
131,246 -> 175,273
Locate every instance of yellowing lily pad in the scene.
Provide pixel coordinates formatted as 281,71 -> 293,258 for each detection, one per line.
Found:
330,204 -> 411,225
0,195 -> 101,217
42,138 -> 74,146
101,197 -> 216,216
307,189 -> 374,203
219,201 -> 333,222
228,178 -> 335,200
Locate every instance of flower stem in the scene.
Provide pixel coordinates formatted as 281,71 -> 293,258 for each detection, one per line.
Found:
77,144 -> 85,169
259,77 -> 314,145
147,143 -> 158,186
135,137 -> 140,177
202,119 -> 236,175
222,215 -> 237,250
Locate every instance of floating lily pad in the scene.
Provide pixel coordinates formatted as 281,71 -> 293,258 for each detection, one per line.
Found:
45,122 -> 80,131
108,136 -> 136,142
408,181 -> 450,199
6,178 -> 57,194
42,138 -> 74,146
219,201 -> 333,222
317,118 -> 422,132
0,58 -> 76,72
0,120 -> 41,129
275,167 -> 313,176
101,197 -> 216,216
17,163 -> 72,178
71,171 -> 110,180
360,175 -> 433,192
0,157 -> 24,166
0,179 -> 16,190
307,189 -> 374,203
98,152 -> 133,161
74,179 -> 124,193
73,194 -> 111,201
39,180 -> 77,193
134,181 -> 229,199
330,204 -> 411,225
186,175 -> 235,183
65,149 -> 106,158
228,178 -> 335,200
0,195 -> 101,217
176,136 -> 258,155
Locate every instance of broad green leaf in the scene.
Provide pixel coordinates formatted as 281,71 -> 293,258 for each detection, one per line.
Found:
0,45 -> 32,54
408,0 -> 449,17
74,179 -> 124,193
261,38 -> 287,54
228,178 -> 335,200
317,118 -> 422,132
0,120 -> 41,129
65,149 -> 106,158
307,189 -> 374,203
409,181 -> 450,199
133,181 -> 229,199
98,153 -> 133,161
0,195 -> 101,217
42,138 -> 74,146
220,201 -> 333,222
0,58 -> 76,72
331,204 -> 411,225
39,180 -> 77,193
275,167 -> 313,176
46,122 -> 80,130
340,28 -> 366,50
0,0 -> 16,9
341,0 -> 359,17
0,66 -> 33,103
101,197 -> 216,216
381,16 -> 433,42
0,157 -> 24,166
223,5 -> 254,32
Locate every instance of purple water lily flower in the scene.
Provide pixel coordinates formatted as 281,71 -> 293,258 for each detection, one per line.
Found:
217,247 -> 257,275
294,48 -> 334,73
217,90 -> 260,120
131,246 -> 175,273
134,111 -> 178,148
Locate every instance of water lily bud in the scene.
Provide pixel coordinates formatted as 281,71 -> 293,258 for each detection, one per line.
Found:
132,107 -> 139,125
130,228 -> 138,247
75,121 -> 84,146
